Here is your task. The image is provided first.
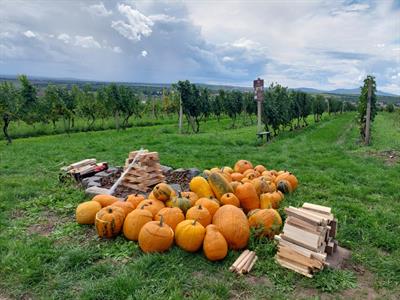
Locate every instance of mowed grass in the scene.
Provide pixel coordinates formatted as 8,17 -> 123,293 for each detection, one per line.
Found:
0,112 -> 399,299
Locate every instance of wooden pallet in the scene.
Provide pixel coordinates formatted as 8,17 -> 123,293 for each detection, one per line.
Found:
121,150 -> 165,192
275,203 -> 339,278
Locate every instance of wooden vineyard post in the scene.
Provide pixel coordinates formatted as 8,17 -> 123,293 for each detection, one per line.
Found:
179,96 -> 183,134
253,78 -> 264,134
257,100 -> 262,133
365,80 -> 372,145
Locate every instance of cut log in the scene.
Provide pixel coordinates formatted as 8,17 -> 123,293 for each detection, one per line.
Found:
283,223 -> 323,248
285,207 -> 323,225
229,250 -> 250,272
286,216 -> 325,234
278,246 -> 323,270
275,235 -> 327,262
236,251 -> 253,272
302,202 -> 331,214
275,257 -> 313,278
246,255 -> 258,273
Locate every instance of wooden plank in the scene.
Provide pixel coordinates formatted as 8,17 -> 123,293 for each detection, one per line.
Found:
275,257 -> 313,278
286,216 -> 325,234
121,182 -> 149,192
329,219 -> 338,238
298,208 -> 333,221
278,246 -> 323,269
302,202 -> 331,214
283,223 -> 323,248
280,234 -> 325,253
285,207 -> 323,225
68,158 -> 96,170
229,250 -> 250,272
326,242 -> 334,255
275,235 -> 327,261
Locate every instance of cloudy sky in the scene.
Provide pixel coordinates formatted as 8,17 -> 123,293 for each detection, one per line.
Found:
1,0 -> 399,93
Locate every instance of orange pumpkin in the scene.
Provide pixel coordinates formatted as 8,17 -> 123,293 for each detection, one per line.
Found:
175,219 -> 206,252
221,166 -> 234,175
235,182 -> 260,213
220,193 -> 240,207
76,201 -> 102,224
260,192 -> 283,209
110,201 -> 134,216
155,207 -> 185,231
138,216 -> 174,253
230,181 -> 241,192
123,204 -> 153,241
203,224 -> 228,261
231,172 -> 245,182
126,194 -> 145,209
212,205 -> 250,250
252,177 -> 276,195
275,172 -> 298,191
148,191 -> 157,200
152,183 -> 175,202
137,199 -> 165,217
92,194 -> 118,208
254,165 -> 267,174
234,160 -> 253,174
95,206 -> 125,238
248,208 -> 282,238
181,191 -> 199,206
186,205 -> 211,227
195,198 -> 220,217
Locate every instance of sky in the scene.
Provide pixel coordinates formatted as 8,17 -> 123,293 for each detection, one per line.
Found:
1,0 -> 399,94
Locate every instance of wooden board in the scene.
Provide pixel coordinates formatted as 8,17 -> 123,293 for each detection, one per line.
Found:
275,256 -> 313,278
302,202 -> 331,214
283,223 -> 323,248
285,207 -> 323,226
275,235 -> 327,262
298,208 -> 333,221
286,216 -> 325,234
278,246 -> 323,269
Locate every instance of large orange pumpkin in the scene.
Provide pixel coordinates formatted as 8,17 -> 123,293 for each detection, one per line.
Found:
220,193 -> 240,207
186,205 -> 212,227
138,216 -> 174,253
248,208 -> 282,238
175,219 -> 206,252
123,205 -> 153,241
195,197 -> 220,217
110,201 -> 134,216
92,194 -> 118,207
234,160 -> 253,174
126,194 -> 145,209
137,199 -> 165,217
203,224 -> 228,261
95,206 -> 125,238
76,201 -> 102,224
235,182 -> 260,213
155,207 -> 185,231
212,205 -> 250,250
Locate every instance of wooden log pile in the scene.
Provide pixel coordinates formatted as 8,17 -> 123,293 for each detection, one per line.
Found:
121,150 -> 165,192
274,202 -> 338,278
229,250 -> 258,275
60,158 -> 108,180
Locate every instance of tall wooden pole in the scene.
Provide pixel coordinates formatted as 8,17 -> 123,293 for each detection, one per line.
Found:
257,100 -> 262,133
178,97 -> 183,134
365,80 -> 372,145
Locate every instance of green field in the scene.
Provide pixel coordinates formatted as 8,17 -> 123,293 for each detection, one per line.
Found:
1,112 -> 399,299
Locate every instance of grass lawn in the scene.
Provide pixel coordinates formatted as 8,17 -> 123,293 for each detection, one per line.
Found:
0,112 -> 399,299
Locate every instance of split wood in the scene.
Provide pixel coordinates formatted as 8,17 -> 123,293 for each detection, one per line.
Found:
229,250 -> 258,274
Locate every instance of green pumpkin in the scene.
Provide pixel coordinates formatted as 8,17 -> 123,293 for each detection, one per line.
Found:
166,193 -> 192,213
276,179 -> 292,194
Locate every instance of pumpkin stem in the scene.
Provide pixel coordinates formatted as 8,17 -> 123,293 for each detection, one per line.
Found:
159,215 -> 164,227
140,204 -> 148,209
192,219 -> 197,225
198,205 -> 202,209
108,207 -> 113,213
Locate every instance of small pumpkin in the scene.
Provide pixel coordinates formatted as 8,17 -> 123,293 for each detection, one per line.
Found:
152,183 -> 175,202
212,205 -> 250,250
234,160 -> 253,174
166,193 -> 192,213
181,191 -> 199,206
231,172 -> 244,182
92,194 -> 118,207
207,171 -> 234,200
138,216 -> 174,253
203,224 -> 228,261
110,201 -> 134,216
95,206 -> 125,238
230,181 -> 241,192
275,172 -> 298,191
186,205 -> 211,227
220,193 -> 240,207
126,194 -> 145,209
235,182 -> 260,213
175,219 -> 206,252
155,207 -> 185,231
276,179 -> 293,194
137,199 -> 165,217
148,191 -> 157,200
248,208 -> 282,238
189,176 -> 215,198
195,197 -> 220,217
254,165 -> 267,174
252,177 -> 276,195
123,204 -> 153,241
222,166 -> 234,175
260,192 -> 283,209
76,201 -> 102,224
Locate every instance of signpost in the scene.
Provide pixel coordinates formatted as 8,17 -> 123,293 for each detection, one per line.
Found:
253,78 -> 264,133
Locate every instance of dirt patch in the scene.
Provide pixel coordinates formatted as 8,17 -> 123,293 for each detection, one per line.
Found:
26,210 -> 67,237
367,150 -> 399,165
244,275 -> 273,287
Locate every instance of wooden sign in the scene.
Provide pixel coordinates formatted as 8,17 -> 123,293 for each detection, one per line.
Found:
253,78 -> 264,102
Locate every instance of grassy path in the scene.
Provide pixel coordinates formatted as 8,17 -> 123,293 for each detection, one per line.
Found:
0,113 -> 399,299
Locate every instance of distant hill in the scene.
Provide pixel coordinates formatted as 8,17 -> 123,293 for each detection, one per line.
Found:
294,87 -> 398,97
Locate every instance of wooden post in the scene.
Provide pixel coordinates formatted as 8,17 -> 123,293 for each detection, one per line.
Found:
257,100 -> 262,133
365,80 -> 372,145
178,97 -> 183,134
253,78 -> 264,134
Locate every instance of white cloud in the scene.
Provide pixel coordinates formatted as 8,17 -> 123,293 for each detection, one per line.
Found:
57,33 -> 70,44
141,50 -> 147,57
112,46 -> 122,53
222,56 -> 234,62
84,2 -> 112,17
74,35 -> 101,49
148,14 -> 177,23
111,4 -> 153,41
23,30 -> 36,38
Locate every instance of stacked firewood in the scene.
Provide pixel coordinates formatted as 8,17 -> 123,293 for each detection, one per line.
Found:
275,203 -> 338,278
121,150 -> 165,192
60,159 -> 107,180
229,250 -> 258,274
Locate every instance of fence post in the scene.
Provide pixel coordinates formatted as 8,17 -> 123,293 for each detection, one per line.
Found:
364,80 -> 372,145
178,97 -> 183,134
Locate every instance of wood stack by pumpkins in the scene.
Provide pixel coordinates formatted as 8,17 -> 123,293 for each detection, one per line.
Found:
75,160 -> 298,263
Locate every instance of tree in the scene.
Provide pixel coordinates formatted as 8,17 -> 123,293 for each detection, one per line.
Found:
106,83 -> 122,130
386,103 -> 395,113
41,85 -> 64,130
212,90 -> 225,122
242,92 -> 256,125
76,84 -> 97,129
312,95 -> 326,122
358,75 -> 377,142
119,85 -> 140,128
0,82 -> 19,143
224,90 -> 242,128
19,75 -> 38,125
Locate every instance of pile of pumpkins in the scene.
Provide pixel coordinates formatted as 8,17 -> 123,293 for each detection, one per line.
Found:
75,160 -> 298,261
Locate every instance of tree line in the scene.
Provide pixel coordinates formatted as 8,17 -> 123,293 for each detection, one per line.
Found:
0,75 -> 355,143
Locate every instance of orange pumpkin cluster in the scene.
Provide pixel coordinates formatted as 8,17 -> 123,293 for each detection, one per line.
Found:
75,160 -> 299,261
